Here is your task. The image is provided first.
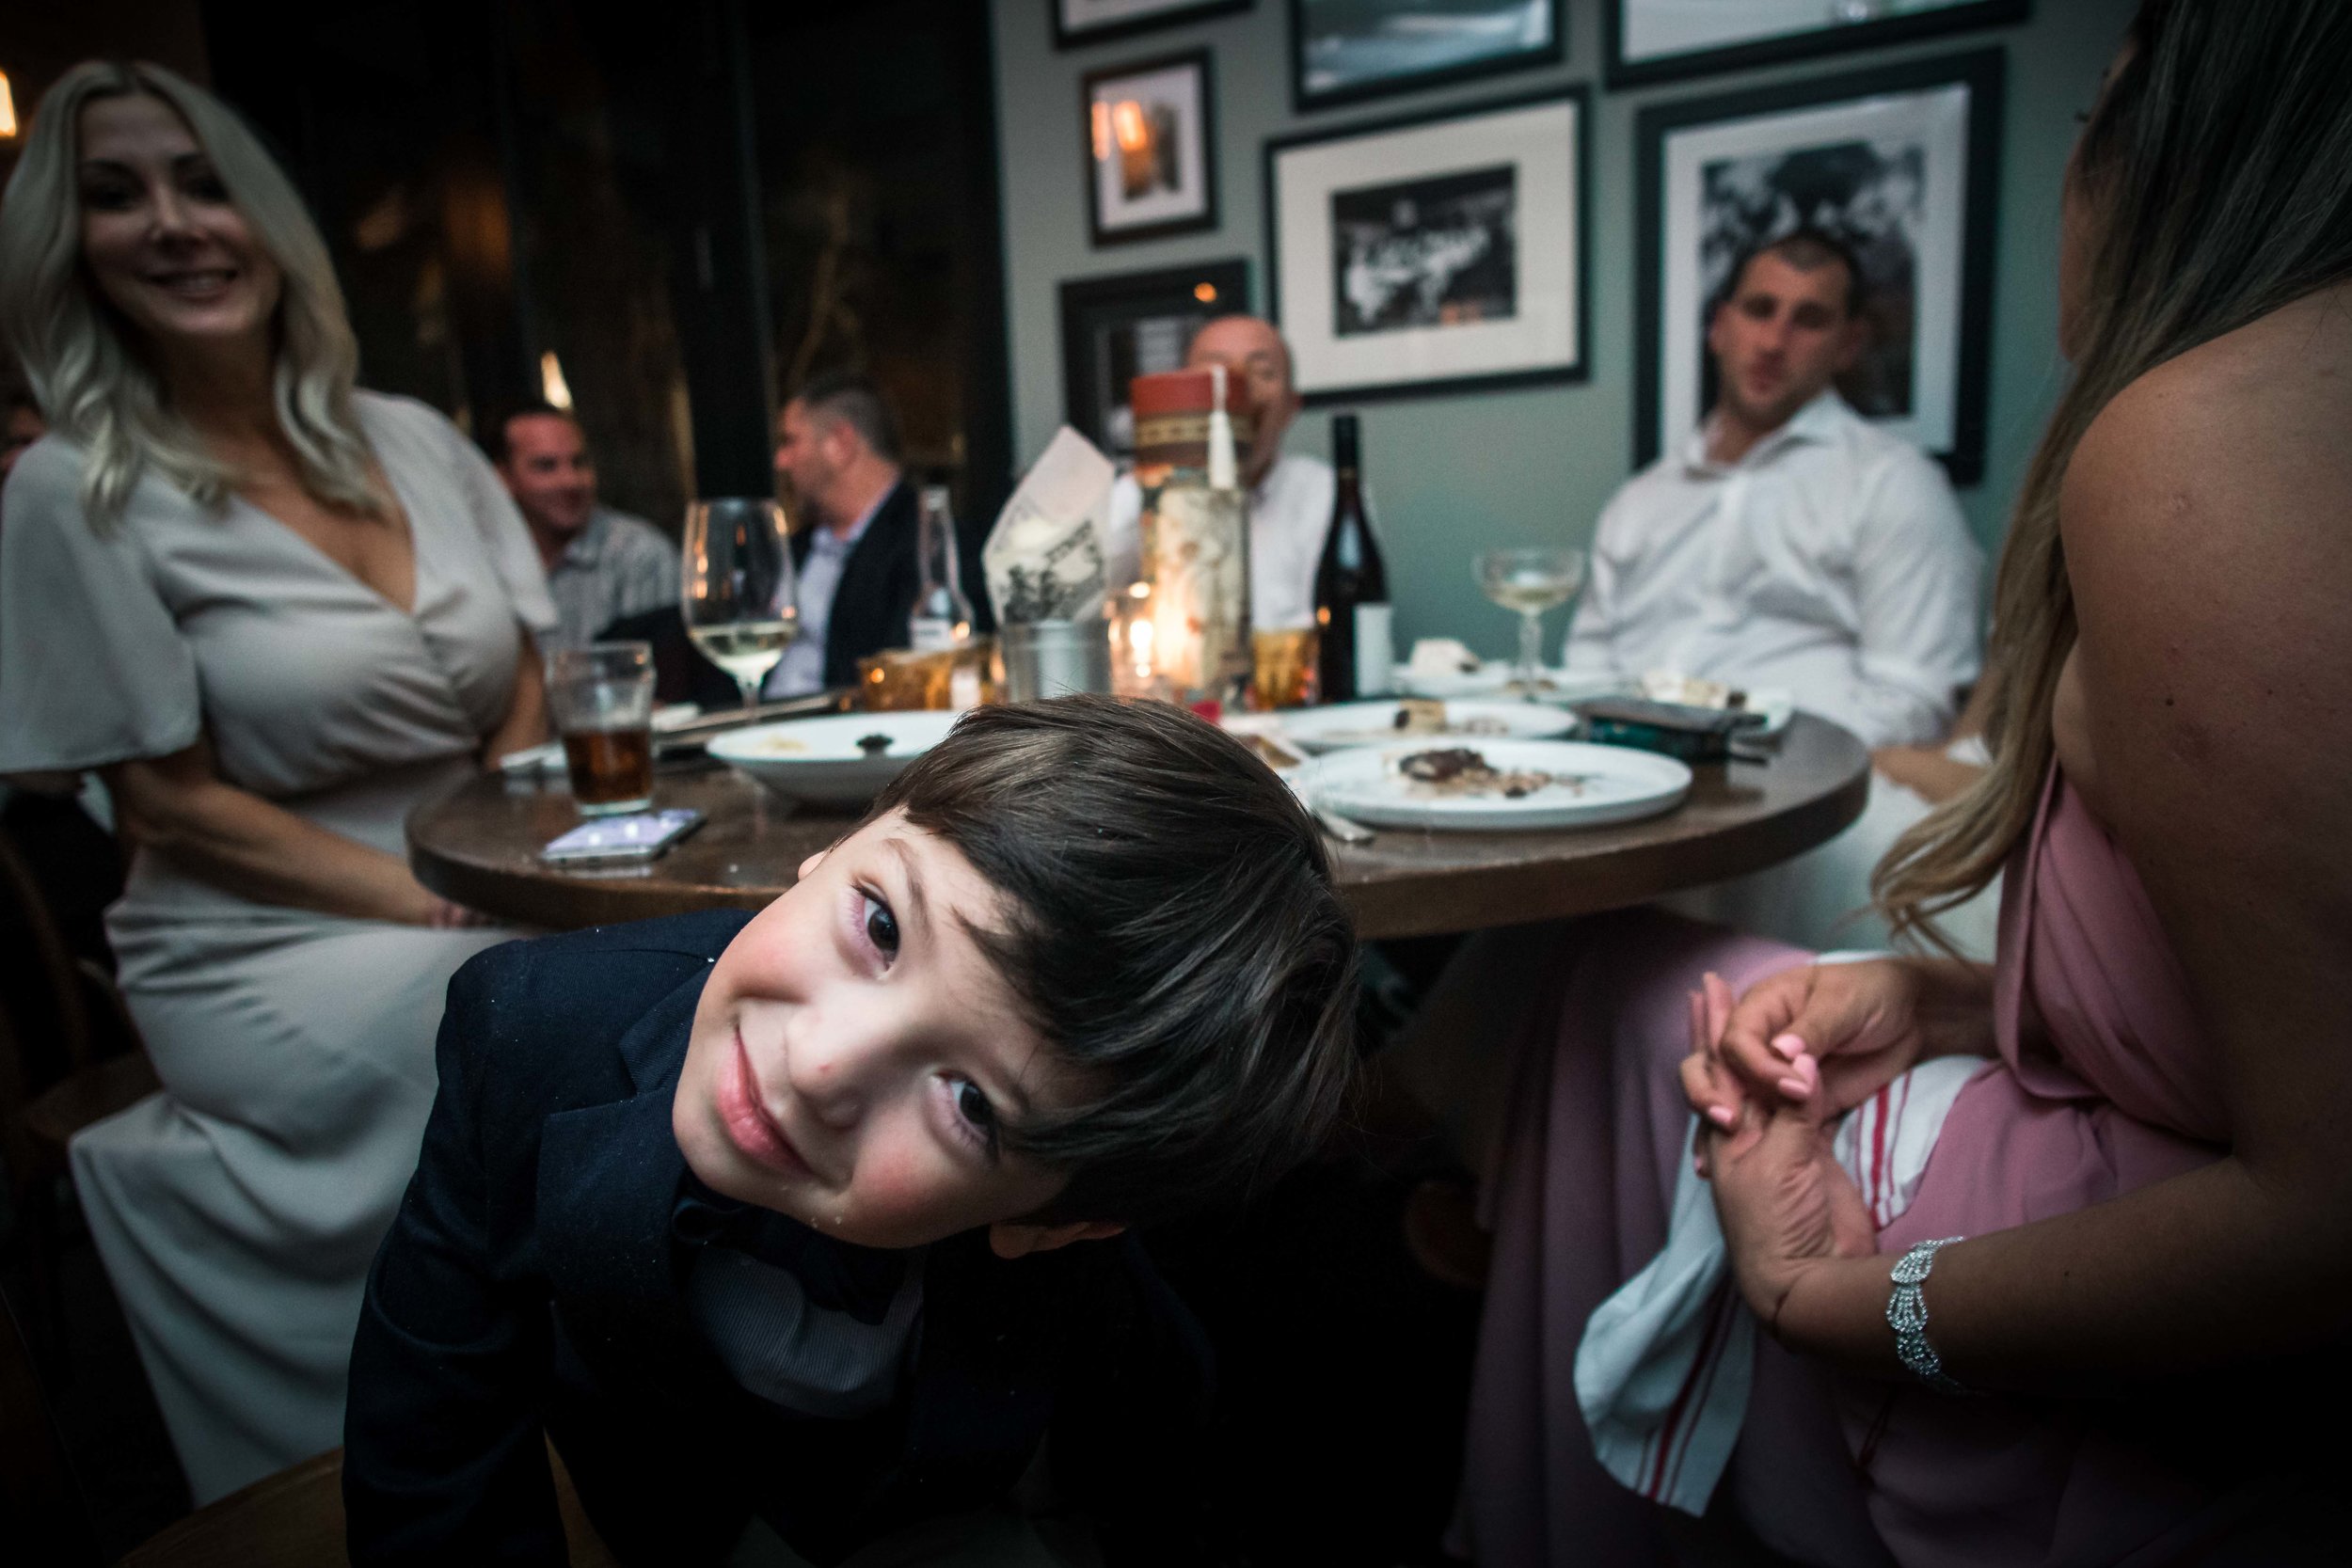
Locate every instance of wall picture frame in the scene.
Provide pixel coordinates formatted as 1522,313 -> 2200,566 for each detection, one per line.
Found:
1290,0 -> 1565,113
1082,50 -> 1220,246
1055,0 -> 1253,51
1058,260 -> 1254,455
1607,0 -> 2026,89
1265,85 -> 1589,404
1635,49 -> 2005,483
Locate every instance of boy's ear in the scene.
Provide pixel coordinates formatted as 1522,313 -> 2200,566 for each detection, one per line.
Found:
987,1219 -> 1126,1259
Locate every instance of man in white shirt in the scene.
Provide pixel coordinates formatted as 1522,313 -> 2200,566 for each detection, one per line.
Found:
763,372 -> 920,698
492,404 -> 678,654
1564,230 -> 1980,751
1103,315 -> 1359,631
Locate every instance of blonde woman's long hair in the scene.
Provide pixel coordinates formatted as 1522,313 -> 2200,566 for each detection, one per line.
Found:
0,60 -> 389,527
1874,0 -> 2352,947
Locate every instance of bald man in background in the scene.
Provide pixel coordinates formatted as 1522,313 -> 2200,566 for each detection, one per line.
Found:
1102,315 -> 1371,631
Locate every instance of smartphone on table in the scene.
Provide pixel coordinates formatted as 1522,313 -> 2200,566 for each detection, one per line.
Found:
538,808 -> 704,867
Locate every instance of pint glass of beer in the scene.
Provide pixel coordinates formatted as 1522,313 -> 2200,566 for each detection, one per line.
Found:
548,641 -> 658,815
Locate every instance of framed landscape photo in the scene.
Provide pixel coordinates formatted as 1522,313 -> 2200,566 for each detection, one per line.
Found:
1635,50 -> 2004,483
1059,260 -> 1253,455
1083,51 -> 1219,246
1291,0 -> 1565,113
1607,0 -> 2026,88
1056,0 -> 1252,50
1265,86 -> 1588,404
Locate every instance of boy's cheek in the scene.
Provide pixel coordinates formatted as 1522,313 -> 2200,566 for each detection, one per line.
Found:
846,1145 -> 984,1244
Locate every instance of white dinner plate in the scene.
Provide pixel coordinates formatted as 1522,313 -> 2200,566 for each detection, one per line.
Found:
1741,688 -> 1796,738
1294,738 -> 1692,832
1273,699 -> 1578,755
707,710 -> 961,810
1392,660 -> 1629,705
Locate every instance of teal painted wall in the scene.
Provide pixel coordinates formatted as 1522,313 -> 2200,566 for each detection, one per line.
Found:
989,0 -> 2136,659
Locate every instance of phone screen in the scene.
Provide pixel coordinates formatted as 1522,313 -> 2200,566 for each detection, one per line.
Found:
539,808 -> 704,864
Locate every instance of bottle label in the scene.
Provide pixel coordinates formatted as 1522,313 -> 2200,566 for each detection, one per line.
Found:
909,617 -> 958,653
1353,603 -> 1393,697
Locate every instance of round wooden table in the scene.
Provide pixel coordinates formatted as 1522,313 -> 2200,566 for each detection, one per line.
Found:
410,714 -> 1868,940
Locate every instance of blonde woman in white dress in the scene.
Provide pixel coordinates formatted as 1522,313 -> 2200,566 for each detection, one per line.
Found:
0,62 -> 558,1501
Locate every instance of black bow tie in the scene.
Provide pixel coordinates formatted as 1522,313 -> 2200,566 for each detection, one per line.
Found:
671,1174 -> 907,1325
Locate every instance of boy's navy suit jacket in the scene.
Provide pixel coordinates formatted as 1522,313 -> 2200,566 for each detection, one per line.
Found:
343,911 -> 1205,1566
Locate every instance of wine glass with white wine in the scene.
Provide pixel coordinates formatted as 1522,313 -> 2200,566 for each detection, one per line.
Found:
682,498 -> 800,708
1475,546 -> 1587,695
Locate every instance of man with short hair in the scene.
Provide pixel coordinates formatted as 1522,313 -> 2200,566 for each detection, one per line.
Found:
1565,229 -> 1980,750
1103,314 -> 1371,632
489,404 -> 678,654
763,372 -> 924,698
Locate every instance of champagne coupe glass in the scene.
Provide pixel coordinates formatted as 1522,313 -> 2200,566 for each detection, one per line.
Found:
682,498 -> 800,708
1475,546 -> 1587,695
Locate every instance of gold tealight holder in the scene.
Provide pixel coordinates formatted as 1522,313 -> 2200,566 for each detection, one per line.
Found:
855,639 -> 998,711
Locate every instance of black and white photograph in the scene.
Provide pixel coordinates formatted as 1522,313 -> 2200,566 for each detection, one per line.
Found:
1055,0 -> 1253,50
1267,87 -> 1587,403
1696,139 -> 1925,419
1331,165 -> 1518,337
1082,52 -> 1219,245
1059,261 -> 1252,454
1636,51 -> 2004,481
1291,0 -> 1564,111
1607,0 -> 2026,87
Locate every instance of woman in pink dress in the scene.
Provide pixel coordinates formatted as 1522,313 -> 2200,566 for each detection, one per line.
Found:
1413,3 -> 2352,1561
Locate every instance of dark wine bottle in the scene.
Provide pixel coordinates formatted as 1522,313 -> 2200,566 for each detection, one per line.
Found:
1312,414 -> 1391,702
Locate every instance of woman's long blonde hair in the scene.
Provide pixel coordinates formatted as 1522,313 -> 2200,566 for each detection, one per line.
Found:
0,60 -> 389,527
1874,0 -> 2352,946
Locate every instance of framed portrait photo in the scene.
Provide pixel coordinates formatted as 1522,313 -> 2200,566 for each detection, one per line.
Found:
1055,0 -> 1253,50
1607,0 -> 2026,89
1083,51 -> 1219,246
1058,259 -> 1253,455
1636,49 -> 2005,483
1266,86 -> 1589,404
1290,0 -> 1565,113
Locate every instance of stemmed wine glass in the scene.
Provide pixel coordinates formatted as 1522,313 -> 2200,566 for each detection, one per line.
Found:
1475,546 -> 1587,695
682,498 -> 800,708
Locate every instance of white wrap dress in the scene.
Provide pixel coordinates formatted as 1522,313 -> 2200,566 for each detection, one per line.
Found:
0,392 -> 559,1502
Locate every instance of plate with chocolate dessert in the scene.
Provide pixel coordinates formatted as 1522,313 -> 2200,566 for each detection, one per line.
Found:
1293,739 -> 1692,831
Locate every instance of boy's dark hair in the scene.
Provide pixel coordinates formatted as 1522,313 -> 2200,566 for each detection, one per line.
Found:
1716,226 -> 1870,319
866,695 -> 1359,1227
790,370 -> 903,465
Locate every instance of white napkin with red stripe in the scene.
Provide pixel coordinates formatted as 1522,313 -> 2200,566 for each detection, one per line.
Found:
1574,1053 -> 1987,1515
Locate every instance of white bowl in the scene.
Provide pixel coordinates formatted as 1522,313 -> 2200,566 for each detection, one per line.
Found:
706,710 -> 961,811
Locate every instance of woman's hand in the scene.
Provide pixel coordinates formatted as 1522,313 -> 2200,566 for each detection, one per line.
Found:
423,895 -> 490,929
1688,994 -> 1877,1329
1707,958 -> 1990,1124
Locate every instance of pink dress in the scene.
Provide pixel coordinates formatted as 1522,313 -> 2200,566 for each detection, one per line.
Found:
1459,770 -> 2325,1566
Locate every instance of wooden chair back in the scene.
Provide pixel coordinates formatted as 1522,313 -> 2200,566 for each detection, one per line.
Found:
0,824 -> 95,1084
0,1283 -> 103,1565
120,1443 -> 620,1567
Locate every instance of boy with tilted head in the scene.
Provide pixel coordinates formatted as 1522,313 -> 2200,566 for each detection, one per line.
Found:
343,696 -> 1359,1564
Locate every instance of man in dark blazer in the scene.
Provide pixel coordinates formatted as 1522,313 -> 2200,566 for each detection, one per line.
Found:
342,910 -> 1209,1565
763,372 -> 922,696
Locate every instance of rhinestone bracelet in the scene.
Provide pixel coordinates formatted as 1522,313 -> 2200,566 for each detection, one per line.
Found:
1886,1236 -> 1969,1394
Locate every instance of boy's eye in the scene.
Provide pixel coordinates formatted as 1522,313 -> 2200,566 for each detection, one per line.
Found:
945,1074 -> 1000,1159
862,893 -> 899,958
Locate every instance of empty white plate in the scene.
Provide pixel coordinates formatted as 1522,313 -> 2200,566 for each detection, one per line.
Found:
1274,699 -> 1578,755
707,710 -> 961,811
